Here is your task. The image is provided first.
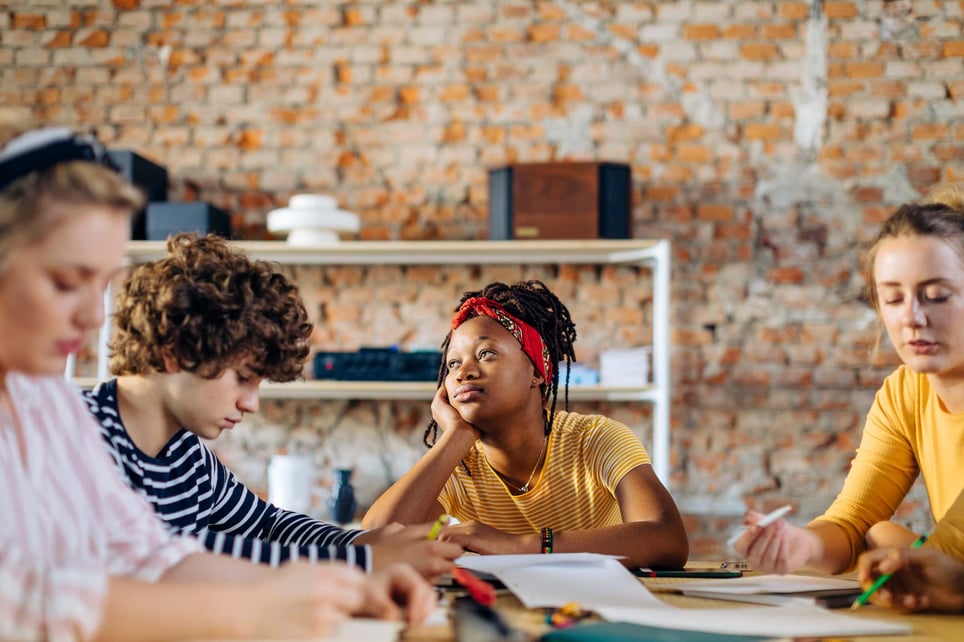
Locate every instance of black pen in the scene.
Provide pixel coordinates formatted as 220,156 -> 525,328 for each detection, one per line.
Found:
633,568 -> 742,578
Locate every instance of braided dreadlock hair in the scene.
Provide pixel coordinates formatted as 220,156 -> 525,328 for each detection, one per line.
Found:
423,279 -> 578,448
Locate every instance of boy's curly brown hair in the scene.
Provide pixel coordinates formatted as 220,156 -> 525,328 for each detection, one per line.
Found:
109,233 -> 312,381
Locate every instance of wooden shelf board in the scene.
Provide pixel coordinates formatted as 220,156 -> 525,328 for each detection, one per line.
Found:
126,239 -> 664,266
73,377 -> 655,402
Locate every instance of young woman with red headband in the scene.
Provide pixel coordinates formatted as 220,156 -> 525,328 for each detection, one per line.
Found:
363,280 -> 688,569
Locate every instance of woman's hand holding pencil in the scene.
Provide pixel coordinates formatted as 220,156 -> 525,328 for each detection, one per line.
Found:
726,504 -> 792,547
729,504 -> 822,575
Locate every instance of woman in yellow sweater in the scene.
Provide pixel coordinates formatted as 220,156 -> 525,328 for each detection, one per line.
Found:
364,280 -> 688,569
733,188 -> 964,576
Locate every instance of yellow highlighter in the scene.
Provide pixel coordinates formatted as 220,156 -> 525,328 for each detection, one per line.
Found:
428,514 -> 450,540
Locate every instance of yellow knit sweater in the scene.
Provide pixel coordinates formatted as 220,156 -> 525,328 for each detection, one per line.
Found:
817,366 -> 964,567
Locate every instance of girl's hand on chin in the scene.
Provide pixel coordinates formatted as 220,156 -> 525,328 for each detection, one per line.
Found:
431,386 -> 481,440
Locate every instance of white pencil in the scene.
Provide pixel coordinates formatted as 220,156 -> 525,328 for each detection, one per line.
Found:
726,503 -> 793,548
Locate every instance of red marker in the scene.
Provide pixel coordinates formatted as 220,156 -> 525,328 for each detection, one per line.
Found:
451,567 -> 497,606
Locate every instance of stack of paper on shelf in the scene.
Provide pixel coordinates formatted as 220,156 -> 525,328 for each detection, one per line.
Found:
599,346 -> 651,386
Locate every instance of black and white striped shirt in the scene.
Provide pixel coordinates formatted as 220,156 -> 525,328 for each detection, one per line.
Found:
83,379 -> 370,570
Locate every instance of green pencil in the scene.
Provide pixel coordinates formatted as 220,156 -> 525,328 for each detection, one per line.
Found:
851,533 -> 928,609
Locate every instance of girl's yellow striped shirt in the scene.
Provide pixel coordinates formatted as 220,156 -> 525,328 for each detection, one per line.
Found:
438,410 -> 651,534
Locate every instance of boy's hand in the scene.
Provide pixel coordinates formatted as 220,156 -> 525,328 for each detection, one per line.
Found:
357,563 -> 439,625
367,522 -> 464,582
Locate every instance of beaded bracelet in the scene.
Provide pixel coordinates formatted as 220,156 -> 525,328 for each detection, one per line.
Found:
540,527 -> 553,554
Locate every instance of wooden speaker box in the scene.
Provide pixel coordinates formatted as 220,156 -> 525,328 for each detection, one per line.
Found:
488,162 -> 631,240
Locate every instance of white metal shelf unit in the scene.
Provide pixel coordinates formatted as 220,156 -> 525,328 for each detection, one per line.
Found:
87,239 -> 671,485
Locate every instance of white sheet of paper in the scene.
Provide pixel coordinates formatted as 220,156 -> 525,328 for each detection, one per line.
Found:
417,601 -> 451,628
662,573 -> 859,595
492,557 -> 664,609
209,617 -> 404,642
322,618 -> 404,642
455,552 -> 622,573
595,604 -> 911,637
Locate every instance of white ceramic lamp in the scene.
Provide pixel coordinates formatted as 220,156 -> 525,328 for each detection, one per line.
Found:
267,194 -> 360,245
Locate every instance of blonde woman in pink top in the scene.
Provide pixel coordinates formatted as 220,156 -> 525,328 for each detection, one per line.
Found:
0,116 -> 435,641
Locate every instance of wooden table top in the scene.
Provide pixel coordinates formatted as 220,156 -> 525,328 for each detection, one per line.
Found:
403,568 -> 964,642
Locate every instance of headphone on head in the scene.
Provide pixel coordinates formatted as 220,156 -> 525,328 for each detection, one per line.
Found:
0,127 -> 117,193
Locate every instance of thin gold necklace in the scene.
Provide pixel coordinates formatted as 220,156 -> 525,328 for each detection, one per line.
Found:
491,435 -> 547,494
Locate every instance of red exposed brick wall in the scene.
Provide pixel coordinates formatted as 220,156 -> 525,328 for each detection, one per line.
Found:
4,0 -> 958,557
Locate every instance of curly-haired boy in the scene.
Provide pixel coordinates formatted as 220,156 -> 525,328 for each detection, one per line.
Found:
85,233 -> 459,578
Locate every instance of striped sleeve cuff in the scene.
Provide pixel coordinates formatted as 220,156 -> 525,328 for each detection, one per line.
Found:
298,544 -> 372,573
200,528 -> 372,572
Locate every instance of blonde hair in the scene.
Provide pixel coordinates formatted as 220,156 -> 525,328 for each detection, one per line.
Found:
0,113 -> 144,270
924,183 -> 964,210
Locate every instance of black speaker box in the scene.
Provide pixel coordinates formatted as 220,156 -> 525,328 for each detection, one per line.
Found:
107,149 -> 168,240
145,202 -> 231,241
313,349 -> 442,382
488,162 -> 631,240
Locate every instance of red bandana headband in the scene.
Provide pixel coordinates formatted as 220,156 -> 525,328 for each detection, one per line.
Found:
451,297 -> 553,390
